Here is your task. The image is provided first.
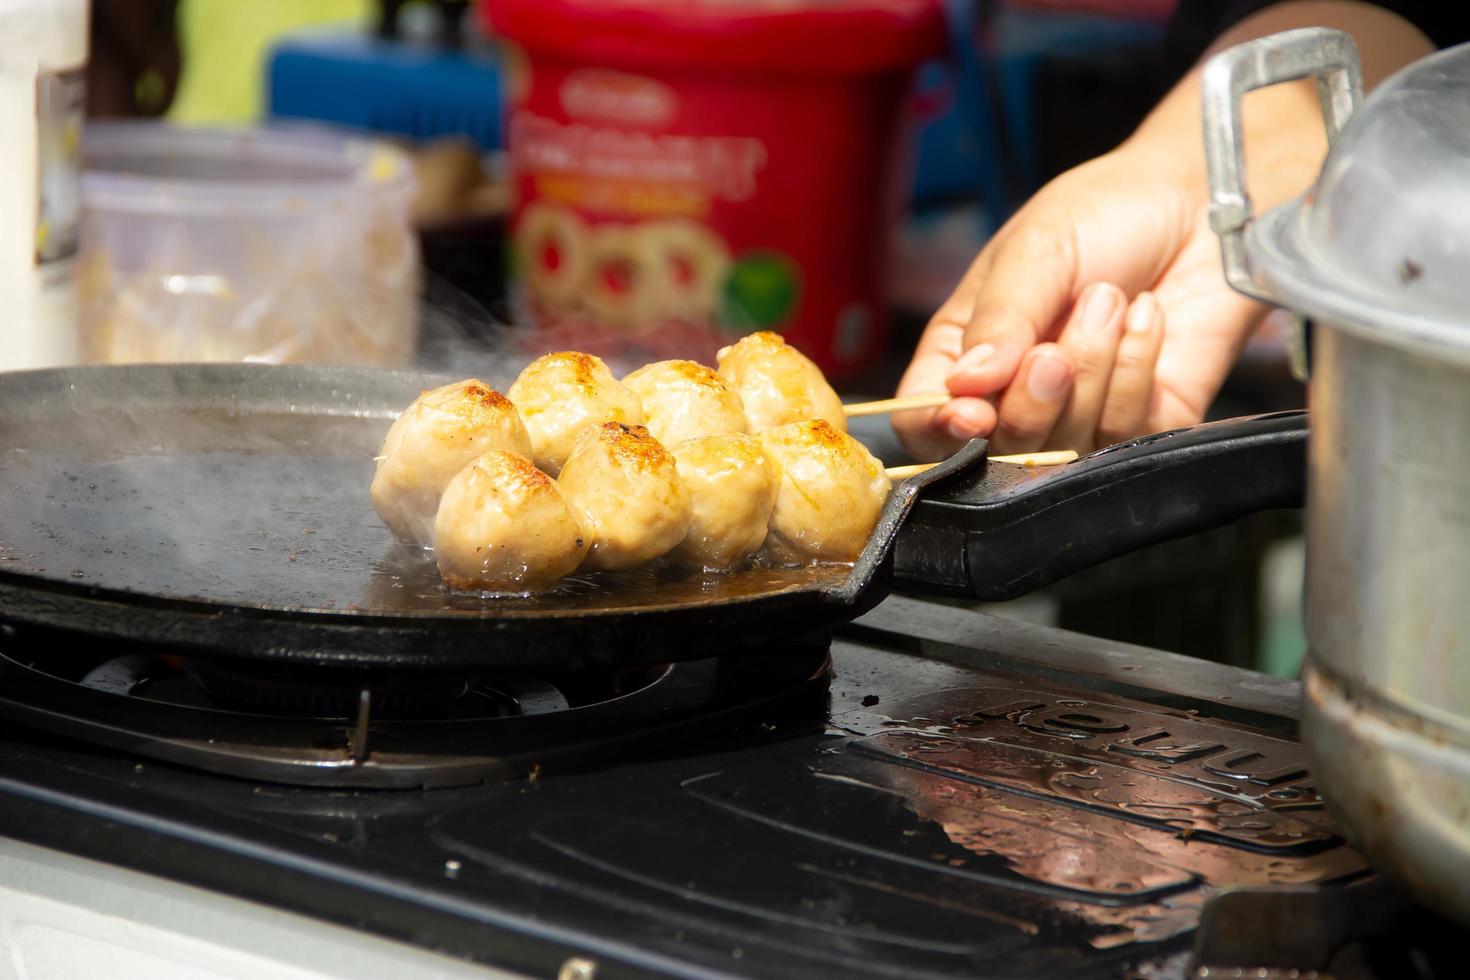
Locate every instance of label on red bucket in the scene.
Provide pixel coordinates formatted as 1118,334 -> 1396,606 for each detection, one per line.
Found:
491,1 -> 943,377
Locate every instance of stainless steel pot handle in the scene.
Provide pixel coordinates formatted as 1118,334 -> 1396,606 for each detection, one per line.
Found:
1202,28 -> 1363,303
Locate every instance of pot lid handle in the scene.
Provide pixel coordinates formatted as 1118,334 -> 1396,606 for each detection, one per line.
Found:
1202,28 -> 1363,303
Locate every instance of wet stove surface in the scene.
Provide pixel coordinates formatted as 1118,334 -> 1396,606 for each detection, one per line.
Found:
0,598 -> 1395,978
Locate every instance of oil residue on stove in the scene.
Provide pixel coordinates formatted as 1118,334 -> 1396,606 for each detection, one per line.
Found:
827,686 -> 1366,951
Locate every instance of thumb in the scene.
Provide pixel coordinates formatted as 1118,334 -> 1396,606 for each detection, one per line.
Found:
946,226 -> 1078,398
944,307 -> 1043,400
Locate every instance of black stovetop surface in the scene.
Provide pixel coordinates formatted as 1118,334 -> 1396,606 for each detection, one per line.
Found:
0,597 -> 1459,979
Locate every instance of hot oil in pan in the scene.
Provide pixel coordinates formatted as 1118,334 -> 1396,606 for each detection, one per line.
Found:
0,405 -> 852,617
370,548 -> 853,616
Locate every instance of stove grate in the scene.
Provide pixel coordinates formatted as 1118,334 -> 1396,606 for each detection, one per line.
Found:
0,643 -> 832,789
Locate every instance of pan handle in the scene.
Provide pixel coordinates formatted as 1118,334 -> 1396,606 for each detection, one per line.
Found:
894,410 -> 1307,601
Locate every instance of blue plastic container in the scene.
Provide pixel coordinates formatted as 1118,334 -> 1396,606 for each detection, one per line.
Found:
268,31 -> 503,151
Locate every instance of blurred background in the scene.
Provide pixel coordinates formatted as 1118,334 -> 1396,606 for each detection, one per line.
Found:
8,0 -> 1307,676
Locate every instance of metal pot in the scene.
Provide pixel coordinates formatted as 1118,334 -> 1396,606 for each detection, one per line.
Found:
1204,29 -> 1470,922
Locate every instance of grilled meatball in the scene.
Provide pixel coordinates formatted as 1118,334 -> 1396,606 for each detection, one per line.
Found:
506,351 -> 644,476
433,450 -> 589,592
669,433 -> 777,569
558,422 -> 692,571
371,379 -> 533,545
622,359 -> 747,448
758,420 -> 891,562
716,331 -> 845,432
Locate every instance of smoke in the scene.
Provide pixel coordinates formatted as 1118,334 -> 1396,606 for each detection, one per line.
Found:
411,267 -> 737,387
0,266 -> 614,617
0,316 -> 445,616
412,272 -> 527,390
0,259 -> 913,619
405,271 -> 911,466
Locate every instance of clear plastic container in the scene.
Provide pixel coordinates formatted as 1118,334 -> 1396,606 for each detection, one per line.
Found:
78,123 -> 419,366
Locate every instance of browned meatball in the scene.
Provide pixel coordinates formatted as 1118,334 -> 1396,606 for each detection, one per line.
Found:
668,433 -> 777,569
716,331 -> 845,432
758,420 -> 891,562
507,351 -> 644,476
371,379 -> 533,545
433,449 -> 589,592
557,422 -> 692,571
622,359 -> 747,447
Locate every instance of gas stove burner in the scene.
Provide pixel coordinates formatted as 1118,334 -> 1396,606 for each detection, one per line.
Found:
75,653 -> 651,721
0,643 -> 832,790
186,660 -> 475,717
81,655 -> 466,718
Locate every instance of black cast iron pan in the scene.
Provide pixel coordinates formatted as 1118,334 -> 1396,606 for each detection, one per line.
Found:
0,364 -> 1307,670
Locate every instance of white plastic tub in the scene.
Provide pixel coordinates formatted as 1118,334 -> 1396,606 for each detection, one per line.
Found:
79,123 -> 419,366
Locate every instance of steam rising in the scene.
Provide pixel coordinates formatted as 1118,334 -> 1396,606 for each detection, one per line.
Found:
0,267 -> 905,619
413,272 -> 644,388
0,269 -> 697,614
413,274 -> 527,389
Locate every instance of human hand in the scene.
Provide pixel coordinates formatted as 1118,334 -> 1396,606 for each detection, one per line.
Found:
894,141 -> 1265,460
892,0 -> 1434,463
977,283 -> 1169,454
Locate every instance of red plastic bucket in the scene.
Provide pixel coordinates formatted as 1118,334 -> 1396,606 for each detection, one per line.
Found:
484,0 -> 945,378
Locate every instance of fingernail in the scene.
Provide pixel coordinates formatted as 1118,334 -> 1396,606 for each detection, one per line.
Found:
1027,354 -> 1071,401
1082,285 -> 1123,337
948,343 -> 995,377
1128,292 -> 1158,333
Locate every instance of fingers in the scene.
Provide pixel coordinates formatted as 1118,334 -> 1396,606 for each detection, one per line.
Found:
893,320 -> 997,462
947,223 -> 1078,399
893,400 -> 996,463
1049,283 -> 1128,452
990,344 -> 1075,454
1098,292 -> 1166,447
900,282 -> 1162,460
934,396 -> 999,443
903,202 -> 1078,456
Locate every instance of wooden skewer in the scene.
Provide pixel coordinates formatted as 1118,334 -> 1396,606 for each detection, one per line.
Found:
992,450 -> 1079,467
883,463 -> 936,480
885,449 -> 1079,480
843,392 -> 950,418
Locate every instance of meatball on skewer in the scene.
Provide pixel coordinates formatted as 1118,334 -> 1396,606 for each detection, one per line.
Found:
371,379 -> 533,545
557,422 -> 693,572
758,419 -> 892,563
716,331 -> 846,433
622,359 -> 747,448
668,432 -> 777,570
434,450 -> 590,592
507,351 -> 644,476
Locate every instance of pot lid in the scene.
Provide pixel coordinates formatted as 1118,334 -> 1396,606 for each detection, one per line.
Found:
1248,41 -> 1470,357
